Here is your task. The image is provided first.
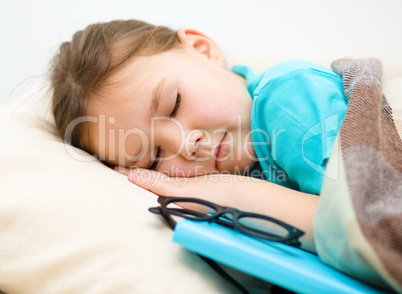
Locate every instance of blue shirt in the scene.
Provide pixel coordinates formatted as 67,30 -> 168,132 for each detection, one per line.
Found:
232,60 -> 347,195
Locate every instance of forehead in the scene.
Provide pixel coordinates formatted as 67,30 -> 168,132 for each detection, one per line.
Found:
86,56 -> 164,167
97,58 -> 154,102
109,48 -> 186,85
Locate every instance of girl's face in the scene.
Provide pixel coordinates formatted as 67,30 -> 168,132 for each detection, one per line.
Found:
87,31 -> 256,177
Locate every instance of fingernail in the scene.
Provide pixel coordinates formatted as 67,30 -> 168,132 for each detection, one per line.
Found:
114,166 -> 127,174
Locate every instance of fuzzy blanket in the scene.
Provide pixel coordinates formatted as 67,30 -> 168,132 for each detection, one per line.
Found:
314,58 -> 402,292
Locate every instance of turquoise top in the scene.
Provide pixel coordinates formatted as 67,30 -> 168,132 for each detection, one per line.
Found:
232,60 -> 347,194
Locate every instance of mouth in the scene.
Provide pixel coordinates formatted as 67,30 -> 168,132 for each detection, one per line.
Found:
215,132 -> 228,169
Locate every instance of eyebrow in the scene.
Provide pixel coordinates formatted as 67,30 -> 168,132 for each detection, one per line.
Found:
150,78 -> 166,114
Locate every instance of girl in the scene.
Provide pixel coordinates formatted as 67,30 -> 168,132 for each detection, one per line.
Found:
50,19 -> 347,253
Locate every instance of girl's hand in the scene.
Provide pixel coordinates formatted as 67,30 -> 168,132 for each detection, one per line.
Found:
114,166 -> 252,207
114,165 -> 319,253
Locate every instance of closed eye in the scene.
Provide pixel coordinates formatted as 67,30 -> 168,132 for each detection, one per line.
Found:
150,147 -> 161,170
150,92 -> 180,170
170,92 -> 182,118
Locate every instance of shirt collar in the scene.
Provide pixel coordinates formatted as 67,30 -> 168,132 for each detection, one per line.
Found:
231,64 -> 262,100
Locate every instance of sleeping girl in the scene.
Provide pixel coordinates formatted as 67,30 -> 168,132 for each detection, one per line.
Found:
50,19 -> 348,253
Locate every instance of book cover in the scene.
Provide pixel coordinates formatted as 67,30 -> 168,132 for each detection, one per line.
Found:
173,219 -> 390,294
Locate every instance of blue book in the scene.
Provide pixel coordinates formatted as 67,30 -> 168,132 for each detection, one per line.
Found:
173,219 -> 391,294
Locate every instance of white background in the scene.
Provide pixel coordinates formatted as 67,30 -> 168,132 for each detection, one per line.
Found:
1,0 -> 401,103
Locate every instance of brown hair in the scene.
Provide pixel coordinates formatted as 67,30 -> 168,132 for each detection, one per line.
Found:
50,19 -> 180,150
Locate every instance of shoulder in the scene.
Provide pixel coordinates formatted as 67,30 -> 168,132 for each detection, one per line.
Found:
251,59 -> 346,130
263,60 -> 338,77
255,60 -> 342,96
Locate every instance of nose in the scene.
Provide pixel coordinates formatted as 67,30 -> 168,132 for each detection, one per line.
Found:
155,119 -> 206,162
160,128 -> 204,161
181,129 -> 204,160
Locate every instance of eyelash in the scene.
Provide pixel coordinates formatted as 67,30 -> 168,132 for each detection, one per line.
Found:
170,92 -> 182,118
150,147 -> 161,170
151,92 -> 181,170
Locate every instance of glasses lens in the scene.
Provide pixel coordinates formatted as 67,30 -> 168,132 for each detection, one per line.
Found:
166,200 -> 217,220
237,215 -> 290,239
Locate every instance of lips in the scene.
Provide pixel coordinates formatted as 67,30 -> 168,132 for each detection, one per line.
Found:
215,132 -> 228,169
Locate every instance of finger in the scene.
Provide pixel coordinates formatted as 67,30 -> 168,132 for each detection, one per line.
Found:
114,166 -> 142,177
113,165 -> 131,176
128,168 -> 187,197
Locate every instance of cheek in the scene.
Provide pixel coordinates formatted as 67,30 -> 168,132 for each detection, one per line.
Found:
188,101 -> 232,126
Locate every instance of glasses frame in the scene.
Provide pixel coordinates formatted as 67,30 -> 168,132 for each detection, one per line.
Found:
149,196 -> 304,247
149,196 -> 305,294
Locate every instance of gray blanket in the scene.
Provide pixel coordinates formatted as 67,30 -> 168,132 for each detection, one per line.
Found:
314,58 -> 402,292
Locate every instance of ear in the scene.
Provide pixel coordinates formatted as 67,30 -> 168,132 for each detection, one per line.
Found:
177,28 -> 224,66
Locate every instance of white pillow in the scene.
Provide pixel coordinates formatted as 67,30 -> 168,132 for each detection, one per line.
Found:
0,85 -> 270,294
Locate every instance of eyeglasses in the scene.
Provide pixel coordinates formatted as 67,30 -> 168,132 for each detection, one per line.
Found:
149,197 -> 304,294
149,197 -> 304,247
